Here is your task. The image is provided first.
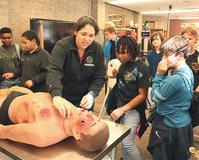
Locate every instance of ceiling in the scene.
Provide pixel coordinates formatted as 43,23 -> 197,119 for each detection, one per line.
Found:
102,0 -> 199,19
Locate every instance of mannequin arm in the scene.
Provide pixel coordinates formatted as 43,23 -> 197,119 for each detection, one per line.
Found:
0,122 -> 66,147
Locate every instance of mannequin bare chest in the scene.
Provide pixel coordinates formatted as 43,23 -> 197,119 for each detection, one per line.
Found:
9,93 -> 56,124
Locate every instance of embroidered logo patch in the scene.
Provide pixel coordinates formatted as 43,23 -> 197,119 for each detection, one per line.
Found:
84,56 -> 94,67
86,56 -> 93,64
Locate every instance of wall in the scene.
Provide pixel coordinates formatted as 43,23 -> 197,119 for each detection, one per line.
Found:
0,0 -> 90,43
92,2 -> 139,45
169,19 -> 199,37
142,15 -> 167,30
105,3 -> 136,28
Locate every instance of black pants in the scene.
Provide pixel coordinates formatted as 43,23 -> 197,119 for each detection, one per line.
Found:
147,114 -> 193,160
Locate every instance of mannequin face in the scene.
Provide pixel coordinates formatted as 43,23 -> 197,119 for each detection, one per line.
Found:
76,108 -> 96,129
66,108 -> 97,138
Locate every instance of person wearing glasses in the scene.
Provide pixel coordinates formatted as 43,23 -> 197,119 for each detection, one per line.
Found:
0,86 -> 109,152
181,27 -> 199,91
47,16 -> 105,116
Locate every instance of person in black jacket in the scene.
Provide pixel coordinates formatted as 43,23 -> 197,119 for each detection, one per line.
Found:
20,30 -> 49,92
181,27 -> 199,91
0,27 -> 21,88
47,16 -> 105,116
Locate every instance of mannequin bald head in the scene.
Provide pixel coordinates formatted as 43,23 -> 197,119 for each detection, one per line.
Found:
67,108 -> 109,152
76,119 -> 109,152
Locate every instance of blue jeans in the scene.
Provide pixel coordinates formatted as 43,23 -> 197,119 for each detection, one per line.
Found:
120,109 -> 141,160
0,77 -> 21,89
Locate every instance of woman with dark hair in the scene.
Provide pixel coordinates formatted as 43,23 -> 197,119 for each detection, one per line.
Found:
110,36 -> 150,160
20,30 -> 49,92
47,16 -> 105,117
147,32 -> 164,79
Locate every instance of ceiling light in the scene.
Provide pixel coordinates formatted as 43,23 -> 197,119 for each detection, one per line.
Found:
172,17 -> 199,20
141,8 -> 199,15
109,0 -> 156,5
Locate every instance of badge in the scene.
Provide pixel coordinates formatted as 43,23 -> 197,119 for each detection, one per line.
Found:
86,56 -> 93,64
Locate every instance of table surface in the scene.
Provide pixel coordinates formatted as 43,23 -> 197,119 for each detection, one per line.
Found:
0,120 -> 131,160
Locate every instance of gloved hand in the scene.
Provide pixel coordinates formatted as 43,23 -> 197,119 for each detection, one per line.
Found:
53,96 -> 74,118
80,92 -> 95,109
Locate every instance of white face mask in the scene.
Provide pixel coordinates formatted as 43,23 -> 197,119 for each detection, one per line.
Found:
166,54 -> 179,67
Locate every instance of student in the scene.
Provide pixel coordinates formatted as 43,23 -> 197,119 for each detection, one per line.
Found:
0,86 -> 109,152
110,36 -> 150,160
181,27 -> 199,91
146,32 -> 164,79
147,36 -> 193,160
20,30 -> 49,92
47,16 -> 105,115
104,22 -> 119,65
0,27 -> 21,88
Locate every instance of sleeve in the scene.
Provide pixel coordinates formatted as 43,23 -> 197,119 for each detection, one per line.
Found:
31,51 -> 50,85
104,42 -> 108,59
12,44 -> 21,78
151,74 -> 179,103
137,63 -> 150,88
88,44 -> 106,98
46,41 -> 68,97
13,64 -> 21,78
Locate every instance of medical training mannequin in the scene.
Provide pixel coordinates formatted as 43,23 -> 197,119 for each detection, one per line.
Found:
0,86 -> 109,152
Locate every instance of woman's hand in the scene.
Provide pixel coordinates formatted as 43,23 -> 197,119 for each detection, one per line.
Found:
80,93 -> 94,109
110,107 -> 125,121
52,96 -> 74,118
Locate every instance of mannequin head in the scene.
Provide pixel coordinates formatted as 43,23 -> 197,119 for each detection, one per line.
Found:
75,118 -> 109,152
64,108 -> 109,152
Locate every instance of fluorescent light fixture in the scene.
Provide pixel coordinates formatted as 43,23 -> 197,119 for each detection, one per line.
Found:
109,0 -> 156,5
142,8 -> 199,15
172,17 -> 199,20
